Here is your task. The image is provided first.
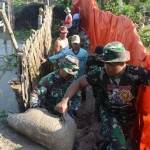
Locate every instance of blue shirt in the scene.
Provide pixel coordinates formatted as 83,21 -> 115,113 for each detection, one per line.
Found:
48,48 -> 88,76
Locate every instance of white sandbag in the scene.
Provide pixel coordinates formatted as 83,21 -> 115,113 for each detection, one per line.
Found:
7,108 -> 77,150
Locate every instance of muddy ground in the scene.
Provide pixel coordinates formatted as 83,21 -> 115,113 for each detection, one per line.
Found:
0,36 -> 46,150
0,121 -> 46,150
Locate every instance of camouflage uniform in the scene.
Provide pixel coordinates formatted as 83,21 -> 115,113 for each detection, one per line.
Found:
86,42 -> 150,150
86,56 -> 104,73
86,46 -> 104,73
30,55 -> 80,117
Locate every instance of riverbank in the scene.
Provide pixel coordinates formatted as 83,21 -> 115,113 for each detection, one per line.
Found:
0,33 -> 46,149
0,121 -> 45,150
0,34 -> 19,113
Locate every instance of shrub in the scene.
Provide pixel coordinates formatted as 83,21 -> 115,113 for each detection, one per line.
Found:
139,25 -> 150,47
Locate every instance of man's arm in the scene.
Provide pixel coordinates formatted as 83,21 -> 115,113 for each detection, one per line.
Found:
48,49 -> 66,62
55,75 -> 89,113
30,75 -> 50,108
137,67 -> 150,85
54,40 -> 61,53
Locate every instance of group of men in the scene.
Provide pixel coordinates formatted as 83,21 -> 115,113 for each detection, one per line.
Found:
30,6 -> 150,150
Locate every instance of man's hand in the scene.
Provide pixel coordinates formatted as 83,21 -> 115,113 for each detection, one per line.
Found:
55,99 -> 68,114
41,57 -> 47,63
30,92 -> 40,108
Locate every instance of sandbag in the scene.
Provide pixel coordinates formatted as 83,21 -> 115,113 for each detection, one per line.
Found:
7,108 -> 77,150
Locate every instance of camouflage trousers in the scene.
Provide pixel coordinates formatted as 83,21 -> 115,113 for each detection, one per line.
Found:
100,109 -> 133,150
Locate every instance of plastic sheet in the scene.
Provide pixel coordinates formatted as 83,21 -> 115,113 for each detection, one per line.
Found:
72,0 -> 149,66
72,0 -> 150,149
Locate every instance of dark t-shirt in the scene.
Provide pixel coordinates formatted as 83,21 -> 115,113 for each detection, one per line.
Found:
86,55 -> 104,73
87,65 -> 150,124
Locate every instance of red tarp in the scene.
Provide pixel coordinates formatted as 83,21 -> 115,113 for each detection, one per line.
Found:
72,0 -> 150,149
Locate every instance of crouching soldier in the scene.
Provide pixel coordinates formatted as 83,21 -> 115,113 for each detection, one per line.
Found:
55,41 -> 150,149
30,55 -> 81,117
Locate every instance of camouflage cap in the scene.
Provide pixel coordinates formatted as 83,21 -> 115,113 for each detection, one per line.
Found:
59,55 -> 79,75
103,41 -> 130,62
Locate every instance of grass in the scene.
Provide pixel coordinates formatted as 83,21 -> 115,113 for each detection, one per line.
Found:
142,25 -> 150,30
14,29 -> 32,41
13,0 -> 26,10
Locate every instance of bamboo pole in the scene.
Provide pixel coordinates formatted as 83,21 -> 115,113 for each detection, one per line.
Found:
2,2 -> 6,32
7,0 -> 14,29
38,8 -> 44,28
0,9 -> 18,52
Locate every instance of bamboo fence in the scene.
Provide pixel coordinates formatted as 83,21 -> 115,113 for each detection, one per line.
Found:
19,6 -> 52,108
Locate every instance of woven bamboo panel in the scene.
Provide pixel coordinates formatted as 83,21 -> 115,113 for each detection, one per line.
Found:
20,6 -> 52,108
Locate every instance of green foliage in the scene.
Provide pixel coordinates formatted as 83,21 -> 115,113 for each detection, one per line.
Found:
104,1 -> 123,15
123,5 -> 142,23
103,1 -> 142,23
14,29 -> 32,41
54,0 -> 71,7
139,25 -> 150,47
134,0 -> 150,12
13,0 -> 26,10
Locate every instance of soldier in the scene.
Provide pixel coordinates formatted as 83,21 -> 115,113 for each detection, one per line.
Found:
30,55 -> 80,117
86,45 -> 104,73
55,41 -> 150,149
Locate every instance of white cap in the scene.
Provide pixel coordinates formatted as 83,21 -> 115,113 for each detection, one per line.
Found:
71,35 -> 80,44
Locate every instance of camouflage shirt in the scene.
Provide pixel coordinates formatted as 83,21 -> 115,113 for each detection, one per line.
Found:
87,65 -> 150,125
86,55 -> 104,73
32,71 -> 80,115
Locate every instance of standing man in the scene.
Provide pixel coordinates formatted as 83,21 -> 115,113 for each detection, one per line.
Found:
64,7 -> 72,29
48,35 -> 88,76
55,41 -> 150,149
53,26 -> 69,53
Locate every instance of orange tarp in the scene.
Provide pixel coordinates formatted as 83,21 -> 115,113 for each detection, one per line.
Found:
137,86 -> 150,150
72,0 -> 149,66
72,0 -> 150,149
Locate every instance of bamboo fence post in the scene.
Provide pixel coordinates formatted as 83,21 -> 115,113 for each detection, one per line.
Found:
0,9 -> 18,52
38,7 -> 44,28
7,0 -> 14,29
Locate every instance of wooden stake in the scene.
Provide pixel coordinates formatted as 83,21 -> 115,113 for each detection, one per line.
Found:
0,9 -> 18,52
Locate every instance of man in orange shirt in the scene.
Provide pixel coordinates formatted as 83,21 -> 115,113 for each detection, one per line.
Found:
64,7 -> 72,29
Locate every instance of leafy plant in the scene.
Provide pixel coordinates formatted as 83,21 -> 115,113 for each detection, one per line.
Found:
123,5 -> 142,23
139,25 -> 150,47
13,0 -> 26,10
54,0 -> 71,7
104,1 -> 123,15
14,28 -> 32,41
103,1 -> 143,23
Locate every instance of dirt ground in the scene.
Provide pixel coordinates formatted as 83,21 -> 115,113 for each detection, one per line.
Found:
0,122 -> 46,150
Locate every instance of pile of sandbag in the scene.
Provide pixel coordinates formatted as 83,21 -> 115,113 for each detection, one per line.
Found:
7,108 -> 76,150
